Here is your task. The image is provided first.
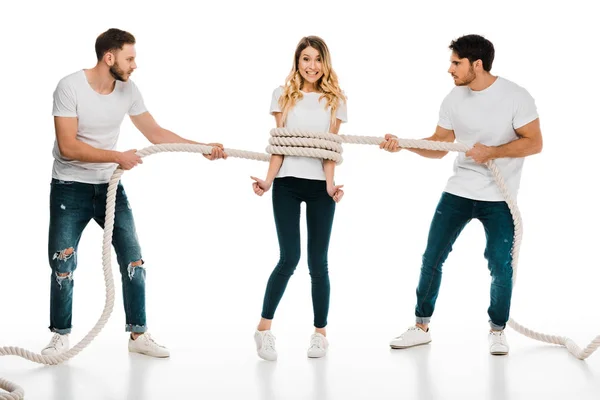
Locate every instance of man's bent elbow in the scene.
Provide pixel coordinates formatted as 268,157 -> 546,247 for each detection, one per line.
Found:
534,137 -> 543,155
57,141 -> 76,160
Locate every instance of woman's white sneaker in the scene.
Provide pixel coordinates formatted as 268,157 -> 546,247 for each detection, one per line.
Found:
307,333 -> 329,358
488,330 -> 509,355
254,330 -> 278,361
390,326 -> 432,349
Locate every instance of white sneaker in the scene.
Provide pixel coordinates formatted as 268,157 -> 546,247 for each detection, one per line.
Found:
488,330 -> 509,355
41,333 -> 70,356
254,330 -> 278,361
307,333 -> 329,358
390,326 -> 432,349
128,333 -> 170,358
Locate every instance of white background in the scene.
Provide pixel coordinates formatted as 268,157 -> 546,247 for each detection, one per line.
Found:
1,0 -> 600,399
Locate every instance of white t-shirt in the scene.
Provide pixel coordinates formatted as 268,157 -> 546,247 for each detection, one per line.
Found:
51,70 -> 147,184
270,86 -> 348,181
439,77 -> 539,201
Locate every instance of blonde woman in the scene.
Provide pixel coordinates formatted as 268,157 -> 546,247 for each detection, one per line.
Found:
251,36 -> 347,360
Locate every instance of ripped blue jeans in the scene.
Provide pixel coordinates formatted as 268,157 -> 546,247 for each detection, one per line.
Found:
48,178 -> 146,334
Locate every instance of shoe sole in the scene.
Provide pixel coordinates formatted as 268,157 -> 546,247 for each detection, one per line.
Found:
41,348 -> 70,356
390,340 -> 432,349
257,351 -> 277,361
41,351 -> 68,356
128,349 -> 170,358
490,350 -> 509,356
258,355 -> 277,361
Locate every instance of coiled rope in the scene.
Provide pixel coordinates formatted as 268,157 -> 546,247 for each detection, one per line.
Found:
2,128 -> 598,399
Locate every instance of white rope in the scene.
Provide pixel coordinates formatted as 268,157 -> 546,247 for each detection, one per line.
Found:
267,129 -> 600,358
0,144 -> 265,400
270,128 -> 343,143
267,128 -> 344,164
2,130 -> 598,398
337,133 -> 600,359
268,137 -> 344,153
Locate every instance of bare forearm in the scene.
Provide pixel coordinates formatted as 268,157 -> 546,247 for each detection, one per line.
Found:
490,137 -> 543,159
408,134 -> 450,159
265,155 -> 284,183
324,160 -> 335,186
60,140 -> 119,163
150,128 -> 203,145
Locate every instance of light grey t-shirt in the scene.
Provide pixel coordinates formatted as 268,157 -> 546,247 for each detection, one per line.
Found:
51,70 -> 147,184
439,77 -> 539,201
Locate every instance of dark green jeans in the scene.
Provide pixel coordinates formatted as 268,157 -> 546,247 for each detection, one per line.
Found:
261,177 -> 336,328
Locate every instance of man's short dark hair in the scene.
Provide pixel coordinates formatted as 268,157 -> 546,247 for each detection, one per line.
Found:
95,28 -> 136,61
449,34 -> 495,72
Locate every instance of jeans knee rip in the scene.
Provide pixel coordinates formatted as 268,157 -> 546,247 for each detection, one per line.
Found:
53,247 -> 75,262
55,271 -> 73,289
127,259 -> 145,280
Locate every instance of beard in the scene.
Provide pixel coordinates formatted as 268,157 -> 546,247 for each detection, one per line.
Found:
109,62 -> 130,82
454,65 -> 476,86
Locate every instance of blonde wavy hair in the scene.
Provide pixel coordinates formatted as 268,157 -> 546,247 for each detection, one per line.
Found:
278,36 -> 346,128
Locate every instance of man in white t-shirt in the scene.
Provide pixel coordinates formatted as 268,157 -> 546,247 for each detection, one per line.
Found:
42,28 -> 226,358
381,34 -> 543,355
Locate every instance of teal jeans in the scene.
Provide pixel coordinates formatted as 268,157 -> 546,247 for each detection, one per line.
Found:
261,177 -> 336,328
415,192 -> 515,330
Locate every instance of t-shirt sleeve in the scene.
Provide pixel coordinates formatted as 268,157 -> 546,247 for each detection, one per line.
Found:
437,92 -> 453,130
52,79 -> 77,117
270,86 -> 283,114
512,87 -> 539,129
128,80 -> 147,116
335,95 -> 348,123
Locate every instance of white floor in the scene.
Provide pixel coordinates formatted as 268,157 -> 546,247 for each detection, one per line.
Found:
4,170 -> 600,399
3,323 -> 600,400
4,167 -> 600,399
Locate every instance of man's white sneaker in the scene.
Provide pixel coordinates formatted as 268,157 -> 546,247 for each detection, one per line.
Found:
307,333 -> 329,358
254,330 -> 278,361
41,333 -> 70,356
390,326 -> 432,349
488,330 -> 509,355
128,333 -> 170,358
